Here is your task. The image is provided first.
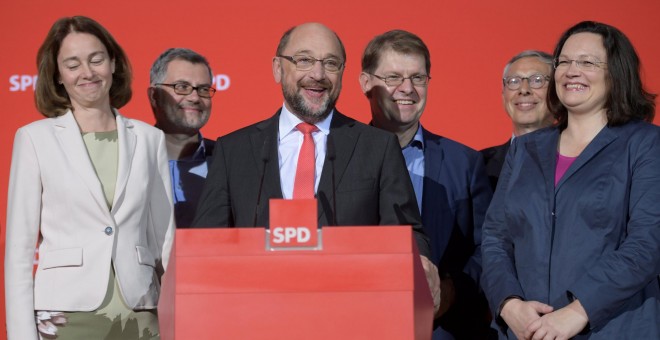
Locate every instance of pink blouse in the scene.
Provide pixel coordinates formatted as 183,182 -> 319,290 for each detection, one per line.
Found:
555,153 -> 577,186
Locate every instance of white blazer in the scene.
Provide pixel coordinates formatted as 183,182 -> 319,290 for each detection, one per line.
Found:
4,110 -> 175,340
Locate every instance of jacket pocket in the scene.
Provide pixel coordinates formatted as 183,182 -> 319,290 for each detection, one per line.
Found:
136,246 -> 156,268
40,247 -> 83,269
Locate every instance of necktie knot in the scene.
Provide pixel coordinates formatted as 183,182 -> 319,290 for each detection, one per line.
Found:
296,122 -> 318,135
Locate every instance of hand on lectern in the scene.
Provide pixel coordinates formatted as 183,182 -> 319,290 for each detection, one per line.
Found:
420,256 -> 441,315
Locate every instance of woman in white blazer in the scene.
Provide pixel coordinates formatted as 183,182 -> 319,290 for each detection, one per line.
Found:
4,16 -> 175,339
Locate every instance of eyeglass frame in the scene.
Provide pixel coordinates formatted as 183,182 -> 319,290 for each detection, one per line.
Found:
277,55 -> 344,73
502,74 -> 551,91
368,73 -> 431,87
154,82 -> 217,98
553,58 -> 607,71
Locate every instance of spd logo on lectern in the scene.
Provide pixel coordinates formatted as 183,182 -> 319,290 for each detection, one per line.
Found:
271,226 -> 312,244
267,198 -> 321,250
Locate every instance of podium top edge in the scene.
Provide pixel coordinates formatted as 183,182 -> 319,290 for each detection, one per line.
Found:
174,226 -> 415,256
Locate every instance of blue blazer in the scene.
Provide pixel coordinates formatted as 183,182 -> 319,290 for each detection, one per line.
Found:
420,129 -> 494,339
482,121 -> 660,339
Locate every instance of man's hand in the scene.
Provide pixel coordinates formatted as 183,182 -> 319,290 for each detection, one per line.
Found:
420,256 -> 441,315
437,276 -> 456,317
500,298 -> 553,340
527,300 -> 588,340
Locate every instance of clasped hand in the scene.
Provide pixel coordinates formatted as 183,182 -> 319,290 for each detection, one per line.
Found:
501,299 -> 589,340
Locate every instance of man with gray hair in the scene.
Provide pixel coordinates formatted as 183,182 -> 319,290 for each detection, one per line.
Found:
481,50 -> 554,190
148,48 -> 216,227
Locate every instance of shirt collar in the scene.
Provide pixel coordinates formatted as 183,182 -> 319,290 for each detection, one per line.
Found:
404,124 -> 425,150
188,133 -> 207,161
279,103 -> 333,140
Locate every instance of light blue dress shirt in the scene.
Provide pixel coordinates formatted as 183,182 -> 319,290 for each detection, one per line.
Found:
402,124 -> 425,213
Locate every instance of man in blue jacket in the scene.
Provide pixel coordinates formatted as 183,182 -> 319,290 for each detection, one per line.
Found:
359,30 -> 494,339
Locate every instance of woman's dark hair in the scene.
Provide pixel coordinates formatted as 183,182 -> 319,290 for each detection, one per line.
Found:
35,16 -> 132,117
547,21 -> 655,129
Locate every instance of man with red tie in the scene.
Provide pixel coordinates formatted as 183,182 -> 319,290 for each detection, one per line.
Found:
193,22 -> 440,312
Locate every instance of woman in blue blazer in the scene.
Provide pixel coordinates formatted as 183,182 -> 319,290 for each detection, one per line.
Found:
482,21 -> 660,339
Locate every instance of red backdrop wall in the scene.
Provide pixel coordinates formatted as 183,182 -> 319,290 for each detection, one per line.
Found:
2,0 -> 659,336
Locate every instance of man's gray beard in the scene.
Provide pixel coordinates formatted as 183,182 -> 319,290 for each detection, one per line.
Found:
170,111 -> 209,130
283,85 -> 337,124
158,100 -> 210,134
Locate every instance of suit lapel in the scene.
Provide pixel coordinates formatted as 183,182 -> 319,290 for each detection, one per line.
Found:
555,126 -> 617,192
421,130 -> 452,260
526,130 -> 558,206
495,141 -> 510,168
112,112 -> 136,213
422,129 -> 443,196
251,112 -> 283,225
53,111 -> 111,216
317,111 -> 358,223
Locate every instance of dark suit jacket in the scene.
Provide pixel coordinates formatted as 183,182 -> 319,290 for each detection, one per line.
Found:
193,110 -> 430,257
482,121 -> 660,339
420,129 -> 494,339
173,137 -> 215,228
202,137 -> 216,157
480,140 -> 510,192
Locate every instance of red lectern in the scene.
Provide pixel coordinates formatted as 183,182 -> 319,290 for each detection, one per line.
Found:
159,226 -> 433,339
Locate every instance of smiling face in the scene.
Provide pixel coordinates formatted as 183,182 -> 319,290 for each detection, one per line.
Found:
502,56 -> 553,136
149,59 -> 212,134
272,23 -> 343,123
555,32 -> 609,116
360,49 -> 428,134
57,32 -> 115,111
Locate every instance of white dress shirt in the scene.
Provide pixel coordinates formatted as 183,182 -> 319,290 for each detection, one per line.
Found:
277,104 -> 333,199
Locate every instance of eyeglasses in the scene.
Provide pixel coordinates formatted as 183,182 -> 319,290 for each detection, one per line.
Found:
553,58 -> 607,71
369,74 -> 431,87
277,55 -> 344,73
503,74 -> 550,91
155,83 -> 217,98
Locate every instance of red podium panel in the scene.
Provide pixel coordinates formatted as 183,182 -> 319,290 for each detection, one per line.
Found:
159,227 -> 433,340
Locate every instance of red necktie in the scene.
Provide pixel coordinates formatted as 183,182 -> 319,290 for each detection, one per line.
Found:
293,122 -> 318,199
